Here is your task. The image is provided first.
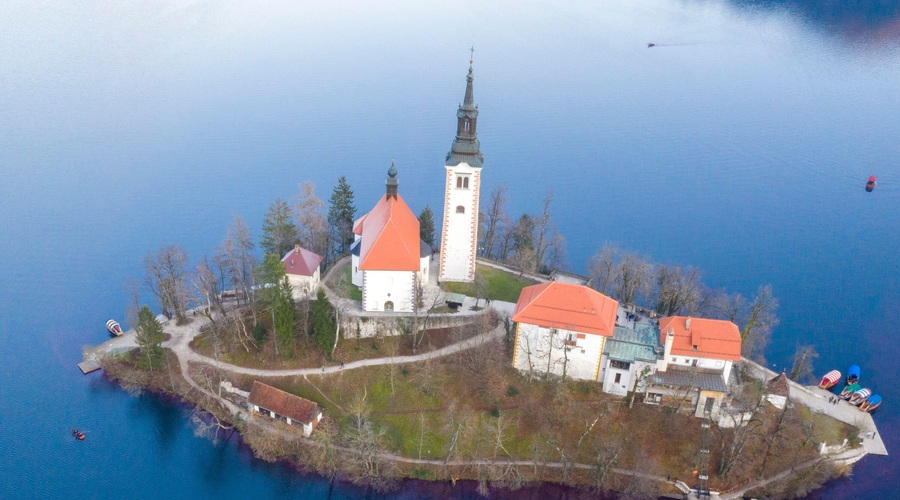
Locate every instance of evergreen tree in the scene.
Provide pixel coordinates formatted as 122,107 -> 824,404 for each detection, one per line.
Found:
273,276 -> 297,358
261,198 -> 298,257
310,288 -> 335,355
135,305 -> 165,370
419,205 -> 436,248
327,176 -> 356,254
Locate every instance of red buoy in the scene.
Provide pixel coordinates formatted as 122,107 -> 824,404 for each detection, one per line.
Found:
866,176 -> 876,192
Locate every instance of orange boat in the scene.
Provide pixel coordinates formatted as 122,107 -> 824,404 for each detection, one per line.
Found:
866,176 -> 877,192
72,429 -> 85,441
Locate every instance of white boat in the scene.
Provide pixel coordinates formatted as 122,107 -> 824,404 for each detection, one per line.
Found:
106,319 -> 123,337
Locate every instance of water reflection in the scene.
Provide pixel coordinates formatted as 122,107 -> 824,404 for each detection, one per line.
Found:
732,0 -> 900,42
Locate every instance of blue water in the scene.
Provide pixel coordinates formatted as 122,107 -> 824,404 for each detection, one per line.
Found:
1,1 -> 897,497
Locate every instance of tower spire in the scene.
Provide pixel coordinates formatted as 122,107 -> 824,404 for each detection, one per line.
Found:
385,160 -> 398,198
446,56 -> 483,169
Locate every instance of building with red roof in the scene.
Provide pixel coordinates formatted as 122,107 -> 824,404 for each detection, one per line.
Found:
644,316 -> 743,419
511,282 -> 619,381
350,164 -> 431,312
248,381 -> 323,436
282,244 -> 323,299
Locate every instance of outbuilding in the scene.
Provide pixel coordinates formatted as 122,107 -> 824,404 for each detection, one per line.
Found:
248,381 -> 323,437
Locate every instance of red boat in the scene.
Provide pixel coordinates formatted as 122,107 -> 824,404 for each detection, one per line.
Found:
819,370 -> 841,390
72,429 -> 85,441
866,176 -> 876,192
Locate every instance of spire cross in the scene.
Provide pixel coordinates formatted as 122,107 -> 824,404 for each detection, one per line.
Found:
469,46 -> 474,67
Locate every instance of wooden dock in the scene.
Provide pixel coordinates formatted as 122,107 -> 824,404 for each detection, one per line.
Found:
78,359 -> 102,374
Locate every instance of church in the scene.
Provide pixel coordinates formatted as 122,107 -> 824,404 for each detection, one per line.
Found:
351,61 -> 485,311
351,163 -> 430,313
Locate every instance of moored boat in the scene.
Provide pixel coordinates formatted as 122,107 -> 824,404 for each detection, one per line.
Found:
72,429 -> 85,441
846,365 -> 860,385
106,319 -> 123,337
849,388 -> 872,406
866,176 -> 877,192
819,370 -> 841,390
840,383 -> 861,399
860,395 -> 882,412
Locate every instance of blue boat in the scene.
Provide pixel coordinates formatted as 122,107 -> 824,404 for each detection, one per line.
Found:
860,395 -> 882,413
847,365 -> 860,385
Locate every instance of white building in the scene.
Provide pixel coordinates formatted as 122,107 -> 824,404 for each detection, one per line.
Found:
248,381 -> 323,437
601,324 -> 661,397
351,164 -> 430,313
512,282 -> 619,381
281,244 -> 323,299
439,62 -> 482,283
645,316 -> 742,418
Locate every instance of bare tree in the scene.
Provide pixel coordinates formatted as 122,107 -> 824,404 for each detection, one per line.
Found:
481,184 -> 507,259
654,265 -> 704,317
220,215 -> 257,310
789,344 -> 819,383
193,255 -> 224,321
587,244 -> 619,296
143,243 -> 191,323
533,191 -> 555,272
741,285 -> 779,359
295,181 -> 330,258
613,251 -> 653,305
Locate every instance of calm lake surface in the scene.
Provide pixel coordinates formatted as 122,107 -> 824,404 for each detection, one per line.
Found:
1,1 -> 897,497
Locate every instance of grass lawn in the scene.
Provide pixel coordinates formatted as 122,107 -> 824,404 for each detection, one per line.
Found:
325,260 -> 362,301
441,264 -> 539,303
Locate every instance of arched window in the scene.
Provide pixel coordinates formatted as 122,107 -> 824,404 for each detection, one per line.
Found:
384,301 -> 394,312
456,177 -> 462,188
463,177 -> 469,189
456,205 -> 465,214
464,120 -> 470,132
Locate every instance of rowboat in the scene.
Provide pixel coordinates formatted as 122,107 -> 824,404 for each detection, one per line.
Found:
819,370 -> 841,390
846,365 -> 860,385
849,388 -> 872,406
840,383 -> 861,399
860,395 -> 882,412
106,319 -> 123,337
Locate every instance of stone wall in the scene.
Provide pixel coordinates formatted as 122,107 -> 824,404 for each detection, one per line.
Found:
338,310 -> 486,339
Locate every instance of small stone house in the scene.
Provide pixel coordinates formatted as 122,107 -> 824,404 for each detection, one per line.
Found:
512,282 -> 619,381
248,381 -> 323,437
282,244 -> 323,299
645,316 -> 742,418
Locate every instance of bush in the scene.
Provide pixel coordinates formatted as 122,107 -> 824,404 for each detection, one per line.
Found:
506,385 -> 519,397
253,323 -> 267,345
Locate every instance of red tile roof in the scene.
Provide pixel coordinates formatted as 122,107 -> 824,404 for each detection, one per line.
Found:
512,282 -> 618,337
248,381 -> 321,424
354,194 -> 421,271
281,245 -> 323,277
659,316 -> 742,362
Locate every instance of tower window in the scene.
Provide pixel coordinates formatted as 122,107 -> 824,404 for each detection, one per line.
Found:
464,120 -> 470,132
456,177 -> 462,188
463,177 -> 469,189
456,205 -> 465,214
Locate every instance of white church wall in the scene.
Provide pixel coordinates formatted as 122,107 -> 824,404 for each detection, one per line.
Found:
362,270 -> 415,312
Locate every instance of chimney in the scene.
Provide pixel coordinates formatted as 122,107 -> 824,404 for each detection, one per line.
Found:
658,327 -> 675,372
294,244 -> 301,253
685,317 -> 691,330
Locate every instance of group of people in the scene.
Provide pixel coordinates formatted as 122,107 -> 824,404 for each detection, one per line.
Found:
828,396 -> 841,405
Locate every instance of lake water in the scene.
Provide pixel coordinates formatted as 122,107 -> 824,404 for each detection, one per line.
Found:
1,1 -> 897,497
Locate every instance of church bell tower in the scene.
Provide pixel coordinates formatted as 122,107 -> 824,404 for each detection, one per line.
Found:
439,57 -> 483,283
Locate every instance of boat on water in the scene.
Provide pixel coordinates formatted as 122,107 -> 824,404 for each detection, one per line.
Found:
647,42 -> 656,47
846,365 -> 860,385
841,383 -> 862,399
106,319 -> 123,337
819,370 -> 841,390
860,395 -> 882,412
866,176 -> 877,192
71,429 -> 85,441
849,388 -> 872,406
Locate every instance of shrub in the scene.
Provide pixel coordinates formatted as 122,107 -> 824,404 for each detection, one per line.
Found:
506,385 -> 519,397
